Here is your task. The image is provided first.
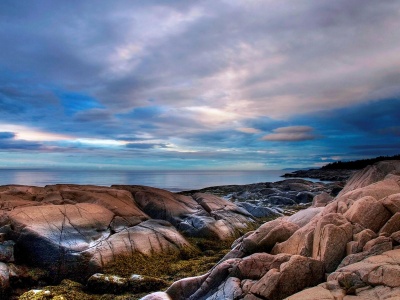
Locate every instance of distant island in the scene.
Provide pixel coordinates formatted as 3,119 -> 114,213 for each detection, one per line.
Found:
282,154 -> 400,181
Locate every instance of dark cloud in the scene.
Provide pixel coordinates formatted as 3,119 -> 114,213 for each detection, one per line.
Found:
126,143 -> 168,149
0,132 -> 15,139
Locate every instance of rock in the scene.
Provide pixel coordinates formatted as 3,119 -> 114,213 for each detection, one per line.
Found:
88,220 -> 194,271
312,192 -> 333,207
265,196 -> 297,206
285,286 -> 336,300
166,274 -> 209,300
0,240 -> 14,262
312,213 -> 353,272
344,196 -> 392,233
379,212 -> 400,236
349,229 -> 377,254
382,193 -> 400,214
329,249 -> 400,290
205,276 -> 243,300
271,216 -> 319,257
237,202 -> 282,218
338,160 -> 400,196
338,176 -> 400,213
363,236 -> 392,252
249,255 -> 325,300
115,186 -> 254,240
295,191 -> 315,204
87,273 -> 168,294
45,185 -> 149,226
230,253 -> 291,280
287,207 -> 323,228
0,262 -> 9,298
241,219 -> 300,254
141,292 -> 172,300
339,236 -> 393,269
86,273 -> 129,294
9,203 -> 114,279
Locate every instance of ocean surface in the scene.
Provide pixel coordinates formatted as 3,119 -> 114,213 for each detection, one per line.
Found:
0,169 -> 288,192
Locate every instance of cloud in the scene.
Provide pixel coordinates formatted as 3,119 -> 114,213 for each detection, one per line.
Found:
0,132 -> 15,139
126,143 -> 168,149
236,127 -> 262,134
261,126 -> 318,142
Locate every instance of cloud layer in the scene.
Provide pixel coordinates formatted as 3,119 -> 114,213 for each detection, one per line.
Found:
0,0 -> 399,169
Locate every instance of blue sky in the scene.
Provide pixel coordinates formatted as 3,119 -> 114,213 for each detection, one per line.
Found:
0,0 -> 399,170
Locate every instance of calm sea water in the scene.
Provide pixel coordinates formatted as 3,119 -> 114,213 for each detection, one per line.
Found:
0,169 -> 287,192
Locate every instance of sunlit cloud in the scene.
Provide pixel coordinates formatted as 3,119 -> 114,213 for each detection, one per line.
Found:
261,126 -> 318,142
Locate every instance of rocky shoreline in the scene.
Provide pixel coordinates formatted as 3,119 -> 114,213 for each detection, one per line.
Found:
281,168 -> 356,181
1,161 -> 400,299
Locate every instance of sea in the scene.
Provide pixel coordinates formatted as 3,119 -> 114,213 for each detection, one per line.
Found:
0,169 -> 288,192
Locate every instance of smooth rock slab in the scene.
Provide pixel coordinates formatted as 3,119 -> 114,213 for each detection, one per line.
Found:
88,219 -> 194,270
9,203 -> 114,279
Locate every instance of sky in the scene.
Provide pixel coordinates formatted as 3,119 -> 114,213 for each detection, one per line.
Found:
0,0 -> 399,170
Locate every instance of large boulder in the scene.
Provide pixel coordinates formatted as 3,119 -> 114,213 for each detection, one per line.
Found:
88,220 -> 194,270
8,203 -> 114,279
240,218 -> 299,254
312,213 -> 353,272
338,160 -> 400,196
8,203 -> 192,281
344,196 -> 392,233
248,255 -> 325,300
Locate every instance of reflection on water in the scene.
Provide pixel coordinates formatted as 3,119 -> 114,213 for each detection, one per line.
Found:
0,169 -> 286,191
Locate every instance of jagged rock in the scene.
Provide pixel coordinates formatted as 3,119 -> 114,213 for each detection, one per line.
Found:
329,249 -> 400,291
339,236 -> 393,269
379,212 -> 400,236
312,213 -> 353,272
249,255 -> 325,300
344,196 -> 392,233
241,219 -> 299,254
271,216 -> 319,257
348,229 -> 377,254
230,253 -> 291,280
382,193 -> 400,214
205,276 -> 243,300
